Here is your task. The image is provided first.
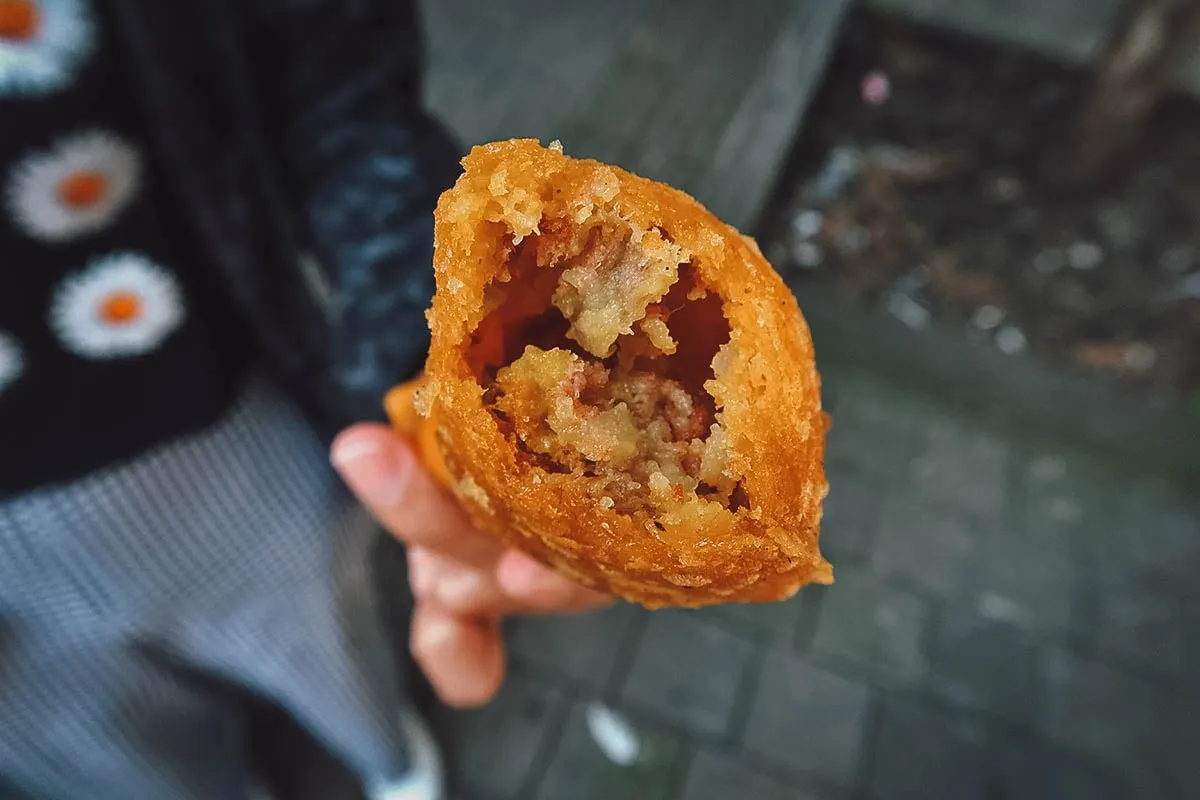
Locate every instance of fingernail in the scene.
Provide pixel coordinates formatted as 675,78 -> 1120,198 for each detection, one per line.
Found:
331,435 -> 411,506
437,570 -> 486,609
330,438 -> 383,467
415,618 -> 457,653
408,547 -> 436,598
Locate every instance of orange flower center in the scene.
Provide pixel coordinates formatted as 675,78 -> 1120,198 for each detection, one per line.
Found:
98,291 -> 142,325
0,0 -> 40,42
57,170 -> 109,209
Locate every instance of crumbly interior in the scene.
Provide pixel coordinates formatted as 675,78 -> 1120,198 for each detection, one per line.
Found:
468,213 -> 739,513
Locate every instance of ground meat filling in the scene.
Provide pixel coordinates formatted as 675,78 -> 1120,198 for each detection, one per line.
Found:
470,214 -> 736,513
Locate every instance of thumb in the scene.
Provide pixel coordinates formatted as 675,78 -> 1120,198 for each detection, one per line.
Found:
331,424 -> 502,568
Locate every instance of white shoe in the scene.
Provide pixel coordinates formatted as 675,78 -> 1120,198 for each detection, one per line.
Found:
366,710 -> 446,800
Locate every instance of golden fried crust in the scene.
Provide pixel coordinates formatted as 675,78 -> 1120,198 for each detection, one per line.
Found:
393,139 -> 831,608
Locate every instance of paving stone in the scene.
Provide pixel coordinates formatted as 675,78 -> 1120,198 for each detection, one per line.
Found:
822,374 -> 922,480
1017,443 -> 1099,506
870,493 -> 985,598
811,567 -> 930,688
680,748 -> 831,800
906,417 -> 1008,519
865,696 -> 990,800
506,603 -> 642,689
710,592 -> 813,643
973,516 -> 1076,633
1082,476 -> 1200,576
1163,694 -> 1200,799
819,470 -> 882,564
743,650 -> 870,788
1078,564 -> 1193,678
988,734 -> 1132,800
1039,648 -> 1187,796
927,611 -> 1043,724
432,670 -> 566,800
1146,496 -> 1200,583
533,702 -> 682,800
620,611 -> 755,738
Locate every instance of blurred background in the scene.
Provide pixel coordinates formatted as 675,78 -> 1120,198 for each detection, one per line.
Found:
415,1 -> 1199,797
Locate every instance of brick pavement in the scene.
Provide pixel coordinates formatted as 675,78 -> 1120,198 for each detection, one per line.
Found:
410,7 -> 1200,792
429,364 -> 1199,799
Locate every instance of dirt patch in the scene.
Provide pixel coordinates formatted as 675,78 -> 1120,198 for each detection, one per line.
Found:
761,10 -> 1200,412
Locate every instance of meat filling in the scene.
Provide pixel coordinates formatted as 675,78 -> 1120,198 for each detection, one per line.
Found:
471,213 -> 737,512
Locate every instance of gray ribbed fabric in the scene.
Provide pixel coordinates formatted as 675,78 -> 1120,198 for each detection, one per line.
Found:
0,377 -> 412,800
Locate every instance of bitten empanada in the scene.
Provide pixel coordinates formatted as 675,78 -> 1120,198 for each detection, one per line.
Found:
387,139 -> 831,608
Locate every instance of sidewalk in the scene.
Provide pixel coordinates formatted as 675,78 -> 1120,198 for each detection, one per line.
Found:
432,361 -> 1199,799
415,3 -> 1199,795
419,0 -> 850,230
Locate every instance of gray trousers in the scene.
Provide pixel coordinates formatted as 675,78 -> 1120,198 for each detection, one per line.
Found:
0,378 -> 413,799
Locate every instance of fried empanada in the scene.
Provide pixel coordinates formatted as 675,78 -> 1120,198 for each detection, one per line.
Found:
387,139 -> 831,608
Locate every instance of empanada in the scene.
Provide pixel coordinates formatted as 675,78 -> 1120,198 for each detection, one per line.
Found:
387,139 -> 831,608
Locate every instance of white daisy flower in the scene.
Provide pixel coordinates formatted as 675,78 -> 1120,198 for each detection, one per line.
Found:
0,0 -> 96,97
50,253 -> 185,359
7,130 -> 142,243
0,330 -> 24,393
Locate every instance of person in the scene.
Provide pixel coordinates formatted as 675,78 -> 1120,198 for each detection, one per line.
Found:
0,1 -> 608,798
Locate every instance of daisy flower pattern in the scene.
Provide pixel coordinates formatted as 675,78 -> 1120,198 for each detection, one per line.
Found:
0,0 -> 96,98
0,330 -> 24,393
50,253 -> 185,359
7,130 -> 142,242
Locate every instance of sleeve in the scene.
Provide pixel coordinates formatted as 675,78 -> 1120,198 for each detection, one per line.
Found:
244,0 -> 464,425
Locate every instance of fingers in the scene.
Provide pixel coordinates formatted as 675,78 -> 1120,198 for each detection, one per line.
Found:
410,543 -> 611,617
409,602 -> 505,708
495,550 -> 613,613
331,424 -> 504,568
334,422 -> 612,711
408,544 -> 511,616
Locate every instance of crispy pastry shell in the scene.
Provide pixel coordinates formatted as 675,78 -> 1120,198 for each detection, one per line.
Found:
387,139 -> 831,608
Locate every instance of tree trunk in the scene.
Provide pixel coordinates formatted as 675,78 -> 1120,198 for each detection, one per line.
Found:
1068,0 -> 1200,186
